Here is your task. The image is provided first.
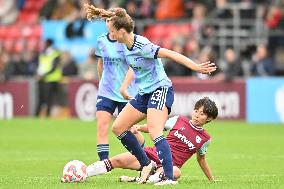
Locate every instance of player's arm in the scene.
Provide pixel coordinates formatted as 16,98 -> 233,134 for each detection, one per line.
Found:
131,116 -> 179,134
196,153 -> 214,181
97,58 -> 103,80
120,67 -> 135,100
130,124 -> 148,133
157,48 -> 216,74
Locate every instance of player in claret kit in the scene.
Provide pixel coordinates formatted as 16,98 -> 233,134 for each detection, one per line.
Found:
85,97 -> 219,185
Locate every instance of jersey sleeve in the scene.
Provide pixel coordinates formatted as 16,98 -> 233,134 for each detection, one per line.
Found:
164,115 -> 179,131
95,39 -> 102,58
197,139 -> 211,156
141,42 -> 160,59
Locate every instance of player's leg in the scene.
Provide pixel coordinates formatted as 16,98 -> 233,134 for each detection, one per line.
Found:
147,87 -> 175,183
96,96 -> 117,160
112,97 -> 156,183
96,111 -> 112,160
86,152 -> 140,177
118,102 -> 146,146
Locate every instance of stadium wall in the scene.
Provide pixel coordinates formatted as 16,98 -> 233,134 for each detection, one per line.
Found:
1,78 -> 283,124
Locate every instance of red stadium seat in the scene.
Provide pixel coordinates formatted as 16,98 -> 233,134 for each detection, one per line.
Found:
0,26 -> 9,40
3,39 -> 14,52
17,11 -> 39,24
14,40 -> 25,53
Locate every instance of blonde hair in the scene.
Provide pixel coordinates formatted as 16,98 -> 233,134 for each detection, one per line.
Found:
84,3 -> 134,33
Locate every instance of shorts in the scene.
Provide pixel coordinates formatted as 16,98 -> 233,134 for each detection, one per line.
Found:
129,86 -> 174,114
144,146 -> 162,168
96,96 -> 127,114
144,146 -> 178,168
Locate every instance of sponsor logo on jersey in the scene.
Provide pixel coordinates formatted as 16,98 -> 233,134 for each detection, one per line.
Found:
174,130 -> 195,150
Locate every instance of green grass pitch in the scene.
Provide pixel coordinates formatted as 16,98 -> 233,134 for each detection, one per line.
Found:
0,118 -> 283,189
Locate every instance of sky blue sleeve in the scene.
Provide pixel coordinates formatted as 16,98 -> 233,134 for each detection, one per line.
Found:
141,42 -> 160,59
95,39 -> 102,57
164,116 -> 179,130
197,140 -> 211,156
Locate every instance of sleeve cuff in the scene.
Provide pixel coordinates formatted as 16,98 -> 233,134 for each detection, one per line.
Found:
154,47 -> 160,59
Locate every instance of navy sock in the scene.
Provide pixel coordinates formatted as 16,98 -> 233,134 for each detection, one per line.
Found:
118,131 -> 150,167
97,144 -> 109,160
154,136 -> 174,180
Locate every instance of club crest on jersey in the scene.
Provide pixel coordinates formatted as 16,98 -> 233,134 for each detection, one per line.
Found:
196,136 -> 202,143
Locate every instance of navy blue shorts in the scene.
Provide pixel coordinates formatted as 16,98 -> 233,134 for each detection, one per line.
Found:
130,86 -> 174,114
96,96 -> 127,114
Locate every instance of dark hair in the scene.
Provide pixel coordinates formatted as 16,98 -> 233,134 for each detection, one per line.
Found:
84,4 -> 134,33
194,97 -> 218,120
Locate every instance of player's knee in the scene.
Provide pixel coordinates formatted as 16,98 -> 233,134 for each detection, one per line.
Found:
110,157 -> 124,168
173,166 -> 181,180
112,124 -> 122,136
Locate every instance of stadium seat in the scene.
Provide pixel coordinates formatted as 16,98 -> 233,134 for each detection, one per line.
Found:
14,40 -> 25,53
17,11 -> 39,24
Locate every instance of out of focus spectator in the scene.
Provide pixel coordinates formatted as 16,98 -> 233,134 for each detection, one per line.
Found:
65,2 -> 87,39
215,48 -> 243,81
10,53 -> 26,76
0,0 -> 19,25
155,0 -> 185,20
61,51 -> 78,76
264,5 -> 282,29
164,41 -> 193,76
0,51 -> 13,82
79,50 -> 98,80
40,0 -> 77,21
195,46 -> 217,80
125,1 -> 141,19
264,3 -> 284,55
140,0 -> 155,18
250,44 -> 275,76
210,0 -> 233,19
35,39 -> 62,117
22,50 -> 38,76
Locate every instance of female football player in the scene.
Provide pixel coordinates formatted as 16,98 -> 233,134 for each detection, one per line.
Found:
93,9 -> 137,161
84,97 -> 219,185
85,4 -> 217,185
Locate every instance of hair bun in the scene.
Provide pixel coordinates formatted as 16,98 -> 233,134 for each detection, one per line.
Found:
115,8 -> 127,18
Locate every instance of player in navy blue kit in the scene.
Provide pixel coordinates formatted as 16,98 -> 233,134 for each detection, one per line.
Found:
85,4 -> 217,185
85,97 -> 218,184
94,11 -> 137,161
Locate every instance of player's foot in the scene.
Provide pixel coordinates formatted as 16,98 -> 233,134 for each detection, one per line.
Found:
119,175 -> 140,182
138,161 -> 157,184
61,178 -> 67,183
147,172 -> 164,183
154,179 -> 178,186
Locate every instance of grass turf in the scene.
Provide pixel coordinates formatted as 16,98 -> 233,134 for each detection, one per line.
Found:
0,118 -> 283,189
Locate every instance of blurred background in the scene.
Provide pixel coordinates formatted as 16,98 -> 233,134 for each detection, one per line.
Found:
0,0 -> 284,123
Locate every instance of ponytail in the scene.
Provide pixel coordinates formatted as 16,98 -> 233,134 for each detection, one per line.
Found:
84,4 -> 114,21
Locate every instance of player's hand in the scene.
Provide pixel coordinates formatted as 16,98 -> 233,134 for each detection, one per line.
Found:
130,125 -> 140,134
212,179 -> 222,183
120,88 -> 134,100
197,61 -> 217,74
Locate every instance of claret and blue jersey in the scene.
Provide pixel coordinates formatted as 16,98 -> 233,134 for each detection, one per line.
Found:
95,33 -> 137,102
122,34 -> 172,95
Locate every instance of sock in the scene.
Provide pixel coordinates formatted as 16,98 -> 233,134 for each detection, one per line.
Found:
117,131 -> 150,167
154,136 -> 174,180
97,144 -> 109,160
86,159 -> 113,177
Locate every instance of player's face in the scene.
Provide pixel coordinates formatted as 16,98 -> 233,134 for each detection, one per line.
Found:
109,22 -> 124,42
191,106 -> 210,126
106,18 -> 111,29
